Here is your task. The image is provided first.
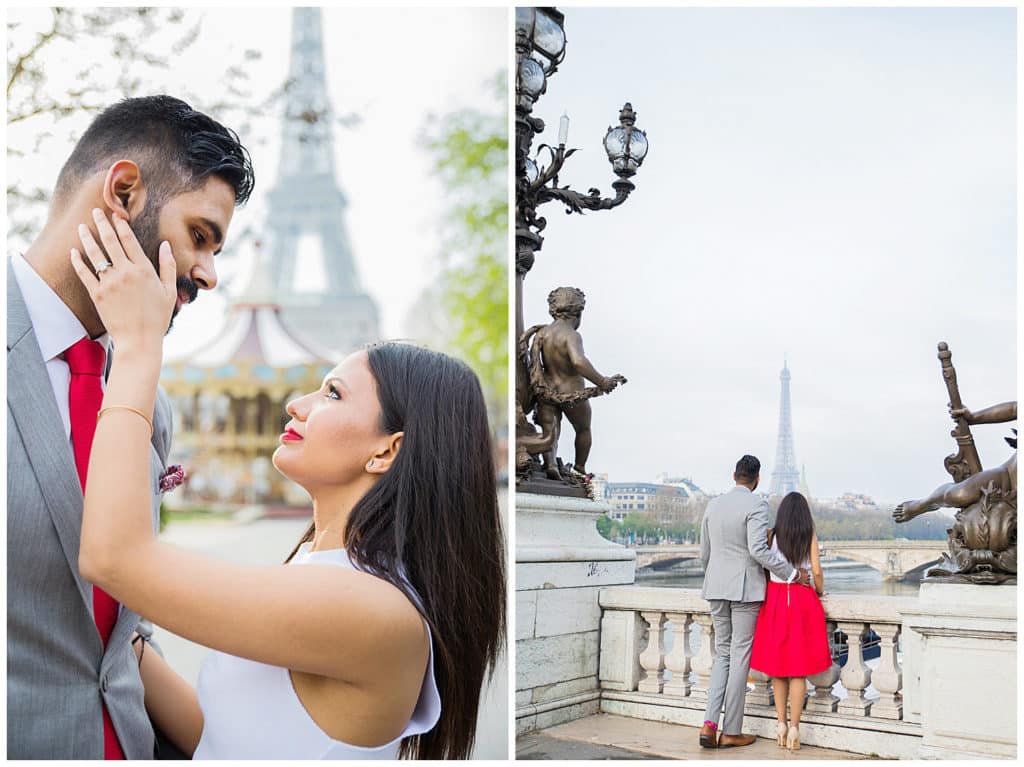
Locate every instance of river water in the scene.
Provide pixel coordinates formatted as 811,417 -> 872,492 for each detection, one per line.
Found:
636,562 -> 922,597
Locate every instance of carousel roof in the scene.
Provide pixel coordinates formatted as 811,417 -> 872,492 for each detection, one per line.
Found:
165,243 -> 332,371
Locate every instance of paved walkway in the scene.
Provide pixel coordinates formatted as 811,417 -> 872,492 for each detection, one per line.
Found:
517,714 -> 866,760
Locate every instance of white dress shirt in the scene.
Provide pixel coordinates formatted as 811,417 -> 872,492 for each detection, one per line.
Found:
10,253 -> 109,442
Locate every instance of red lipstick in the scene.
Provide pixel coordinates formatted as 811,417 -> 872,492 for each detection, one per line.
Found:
280,428 -> 303,443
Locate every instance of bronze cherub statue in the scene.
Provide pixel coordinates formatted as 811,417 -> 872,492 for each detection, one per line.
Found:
517,287 -> 626,489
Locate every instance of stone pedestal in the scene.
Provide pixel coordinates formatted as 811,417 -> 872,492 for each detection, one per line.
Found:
900,583 -> 1017,759
516,493 -> 636,735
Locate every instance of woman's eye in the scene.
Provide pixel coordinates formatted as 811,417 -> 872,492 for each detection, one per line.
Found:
326,385 -> 341,400
193,229 -> 205,245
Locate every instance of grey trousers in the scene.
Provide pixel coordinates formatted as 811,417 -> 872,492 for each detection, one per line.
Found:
703,599 -> 762,735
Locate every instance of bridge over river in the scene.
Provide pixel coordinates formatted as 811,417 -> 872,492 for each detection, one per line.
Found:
635,540 -> 946,581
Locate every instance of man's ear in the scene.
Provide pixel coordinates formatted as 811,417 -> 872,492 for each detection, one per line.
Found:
365,432 -> 404,475
101,160 -> 146,222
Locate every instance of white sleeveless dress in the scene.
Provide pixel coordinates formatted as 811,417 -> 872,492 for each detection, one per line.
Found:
192,543 -> 441,759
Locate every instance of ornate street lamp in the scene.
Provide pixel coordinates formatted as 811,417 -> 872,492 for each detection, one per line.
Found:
604,103 -> 649,177
515,7 -> 567,75
522,102 -> 649,217
515,6 -> 649,494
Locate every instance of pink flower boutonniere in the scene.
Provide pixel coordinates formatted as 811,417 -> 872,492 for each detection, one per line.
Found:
159,465 -> 186,494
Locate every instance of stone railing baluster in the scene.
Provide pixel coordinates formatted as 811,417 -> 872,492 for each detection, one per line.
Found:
663,612 -> 692,697
871,622 -> 903,719
837,621 -> 872,716
806,619 -> 840,712
594,588 -> 930,759
690,613 -> 715,703
637,611 -> 666,694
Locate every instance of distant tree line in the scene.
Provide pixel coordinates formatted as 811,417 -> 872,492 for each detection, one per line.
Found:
793,501 -> 947,541
597,512 -> 699,546
597,495 -> 948,544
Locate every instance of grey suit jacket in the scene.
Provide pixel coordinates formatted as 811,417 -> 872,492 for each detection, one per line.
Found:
7,260 -> 173,759
700,485 -> 796,602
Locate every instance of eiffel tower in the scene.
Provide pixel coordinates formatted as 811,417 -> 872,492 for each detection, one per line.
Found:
263,7 -> 379,357
770,360 -> 800,497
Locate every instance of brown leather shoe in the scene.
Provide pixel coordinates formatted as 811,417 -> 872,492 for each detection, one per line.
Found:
699,723 -> 718,748
717,733 -> 756,748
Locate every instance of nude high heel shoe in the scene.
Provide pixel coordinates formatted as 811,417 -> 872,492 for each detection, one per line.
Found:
776,721 -> 788,747
786,725 -> 800,751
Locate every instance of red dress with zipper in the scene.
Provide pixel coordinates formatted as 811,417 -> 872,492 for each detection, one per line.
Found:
750,538 -> 832,678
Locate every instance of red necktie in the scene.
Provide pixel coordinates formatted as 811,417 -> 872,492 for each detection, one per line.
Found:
65,338 -> 126,760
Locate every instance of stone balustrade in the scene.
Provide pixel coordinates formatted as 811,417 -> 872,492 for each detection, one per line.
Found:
516,490 -> 1016,758
598,586 -> 925,758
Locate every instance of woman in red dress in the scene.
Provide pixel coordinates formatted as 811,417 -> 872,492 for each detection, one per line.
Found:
750,492 -> 832,750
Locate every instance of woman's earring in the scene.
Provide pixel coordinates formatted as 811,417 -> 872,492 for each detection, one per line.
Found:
367,459 -> 375,470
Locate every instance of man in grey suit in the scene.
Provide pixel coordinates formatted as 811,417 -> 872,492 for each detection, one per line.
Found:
698,454 -> 809,748
7,96 -> 253,758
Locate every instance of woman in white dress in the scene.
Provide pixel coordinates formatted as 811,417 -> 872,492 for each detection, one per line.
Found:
71,210 -> 506,759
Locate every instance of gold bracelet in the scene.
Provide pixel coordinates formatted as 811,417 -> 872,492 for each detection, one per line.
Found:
96,406 -> 154,438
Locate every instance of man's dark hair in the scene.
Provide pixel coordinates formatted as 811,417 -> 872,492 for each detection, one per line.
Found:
735,454 -> 760,482
54,95 -> 254,208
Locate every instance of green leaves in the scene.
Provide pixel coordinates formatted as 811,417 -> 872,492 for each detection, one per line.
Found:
419,71 -> 508,428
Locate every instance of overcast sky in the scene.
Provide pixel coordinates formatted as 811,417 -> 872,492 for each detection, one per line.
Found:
523,7 -> 1016,503
7,6 -> 507,356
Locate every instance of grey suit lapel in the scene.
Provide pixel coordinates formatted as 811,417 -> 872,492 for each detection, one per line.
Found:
7,260 -> 98,624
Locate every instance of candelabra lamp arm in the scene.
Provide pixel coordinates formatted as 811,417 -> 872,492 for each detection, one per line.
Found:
529,144 -> 573,192
607,178 -> 636,208
539,177 -> 635,215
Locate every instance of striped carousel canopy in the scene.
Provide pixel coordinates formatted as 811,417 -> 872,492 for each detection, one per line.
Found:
162,243 -> 333,387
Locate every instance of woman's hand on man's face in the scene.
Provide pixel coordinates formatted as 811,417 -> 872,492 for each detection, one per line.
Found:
70,208 -> 177,352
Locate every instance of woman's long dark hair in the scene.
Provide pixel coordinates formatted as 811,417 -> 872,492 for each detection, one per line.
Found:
286,342 -> 506,759
774,492 -> 815,567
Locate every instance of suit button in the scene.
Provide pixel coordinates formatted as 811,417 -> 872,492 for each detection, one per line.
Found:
101,675 -> 108,693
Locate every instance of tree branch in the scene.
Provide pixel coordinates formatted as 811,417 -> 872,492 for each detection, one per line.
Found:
7,9 -> 63,98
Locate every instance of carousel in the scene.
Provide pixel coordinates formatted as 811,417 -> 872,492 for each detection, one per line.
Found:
160,245 -> 333,508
